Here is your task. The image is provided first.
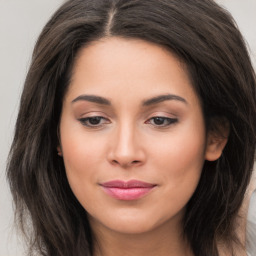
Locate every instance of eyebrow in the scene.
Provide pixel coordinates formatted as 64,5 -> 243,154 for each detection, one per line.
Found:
71,93 -> 187,106
142,94 -> 187,106
72,95 -> 111,105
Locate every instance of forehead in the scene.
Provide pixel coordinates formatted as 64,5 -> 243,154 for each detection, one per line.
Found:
64,37 -> 198,106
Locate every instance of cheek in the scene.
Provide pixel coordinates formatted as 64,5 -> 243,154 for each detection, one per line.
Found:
60,119 -> 106,171
149,119 -> 206,193
62,137 -> 93,174
150,138 -> 205,217
59,124 -> 105,198
61,141 -> 101,213
156,141 -> 204,190
152,128 -> 206,171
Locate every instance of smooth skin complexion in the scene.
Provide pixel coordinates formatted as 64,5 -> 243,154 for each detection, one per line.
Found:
58,37 -> 228,256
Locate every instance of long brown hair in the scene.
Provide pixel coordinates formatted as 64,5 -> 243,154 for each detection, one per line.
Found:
7,0 -> 256,255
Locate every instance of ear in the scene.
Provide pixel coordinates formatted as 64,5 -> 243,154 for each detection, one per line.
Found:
57,125 -> 62,156
57,146 -> 62,156
205,117 -> 230,161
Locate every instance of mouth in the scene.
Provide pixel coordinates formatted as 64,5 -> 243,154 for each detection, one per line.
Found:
100,180 -> 157,200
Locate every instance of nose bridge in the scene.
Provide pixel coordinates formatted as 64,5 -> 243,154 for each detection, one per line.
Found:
115,120 -> 137,156
109,118 -> 145,167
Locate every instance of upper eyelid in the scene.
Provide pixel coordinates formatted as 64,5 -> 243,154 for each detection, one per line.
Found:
146,112 -> 178,119
77,111 -> 110,118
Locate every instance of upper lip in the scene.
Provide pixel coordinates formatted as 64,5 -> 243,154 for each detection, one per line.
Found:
100,179 -> 156,188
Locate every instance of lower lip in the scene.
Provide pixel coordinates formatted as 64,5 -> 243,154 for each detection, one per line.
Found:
101,186 -> 155,200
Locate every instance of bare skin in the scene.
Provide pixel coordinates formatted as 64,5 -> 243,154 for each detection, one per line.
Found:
59,37 -> 228,256
90,207 -> 192,256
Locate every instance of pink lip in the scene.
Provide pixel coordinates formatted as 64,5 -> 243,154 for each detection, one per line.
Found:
100,180 -> 156,200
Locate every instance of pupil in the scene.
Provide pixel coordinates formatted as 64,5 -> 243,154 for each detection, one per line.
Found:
154,117 -> 164,125
89,117 -> 101,125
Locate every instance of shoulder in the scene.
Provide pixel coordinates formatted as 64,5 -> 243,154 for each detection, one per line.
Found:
246,169 -> 256,256
242,168 -> 256,241
238,168 -> 256,256
218,167 -> 256,256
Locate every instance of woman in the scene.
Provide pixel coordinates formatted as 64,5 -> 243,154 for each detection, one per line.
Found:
7,0 -> 256,255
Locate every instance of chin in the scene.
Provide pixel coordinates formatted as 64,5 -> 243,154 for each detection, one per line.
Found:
88,207 -> 182,236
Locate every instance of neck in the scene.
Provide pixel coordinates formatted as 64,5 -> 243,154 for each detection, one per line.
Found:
90,216 -> 193,256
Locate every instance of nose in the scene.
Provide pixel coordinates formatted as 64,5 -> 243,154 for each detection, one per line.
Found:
107,122 -> 146,168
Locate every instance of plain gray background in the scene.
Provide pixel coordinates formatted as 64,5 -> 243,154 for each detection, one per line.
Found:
0,1 -> 255,255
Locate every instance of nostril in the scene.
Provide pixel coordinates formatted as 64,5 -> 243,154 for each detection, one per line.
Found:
111,159 -> 141,167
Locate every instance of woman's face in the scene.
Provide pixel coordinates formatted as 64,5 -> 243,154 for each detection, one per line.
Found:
59,37 -> 218,235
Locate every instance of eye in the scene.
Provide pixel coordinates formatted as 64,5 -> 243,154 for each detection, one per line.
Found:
78,116 -> 110,127
146,116 -> 178,127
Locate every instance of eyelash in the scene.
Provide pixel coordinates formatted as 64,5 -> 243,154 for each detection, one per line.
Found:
145,116 -> 178,127
78,116 -> 110,128
78,116 -> 178,128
